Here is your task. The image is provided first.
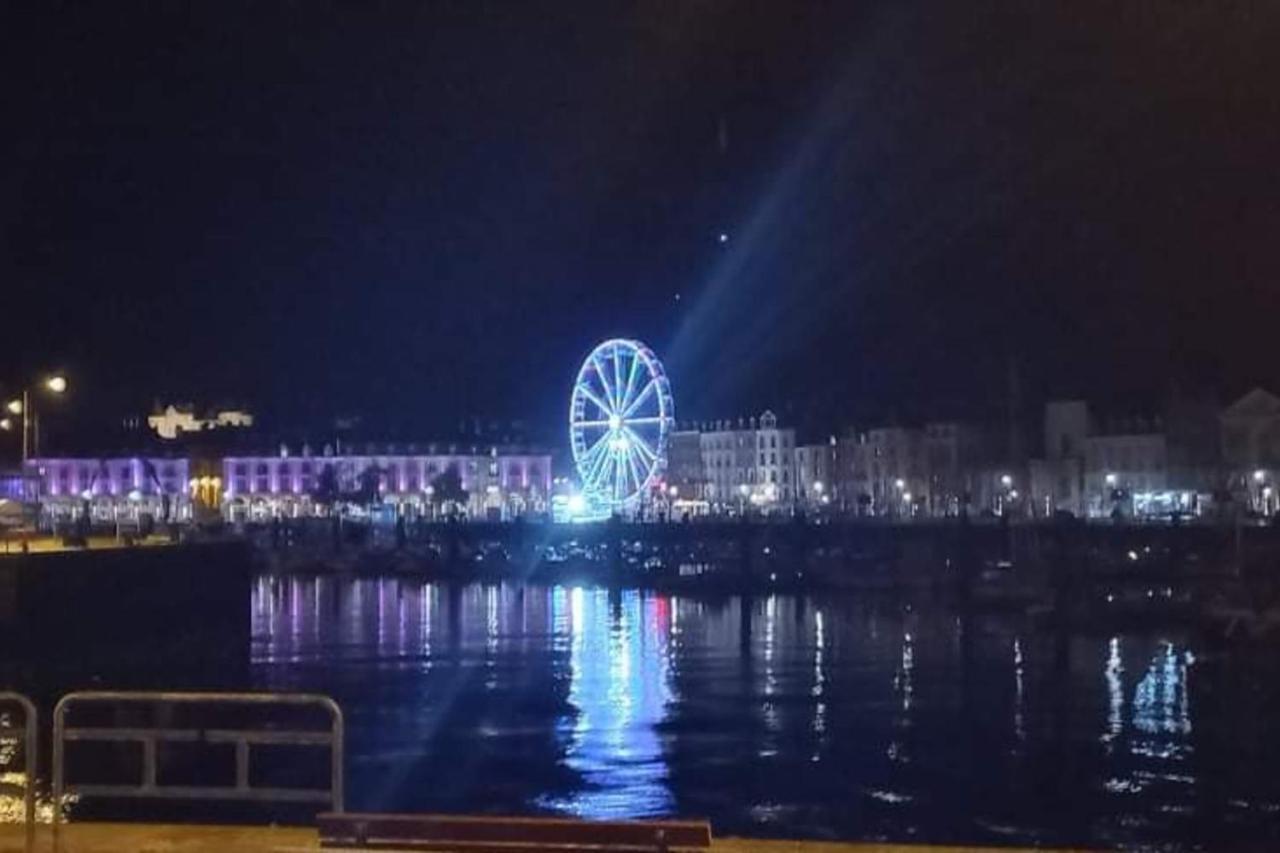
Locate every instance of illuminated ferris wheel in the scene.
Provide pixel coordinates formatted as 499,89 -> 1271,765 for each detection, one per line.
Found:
569,338 -> 674,510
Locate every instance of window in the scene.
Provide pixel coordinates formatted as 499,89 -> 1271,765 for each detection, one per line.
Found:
759,453 -> 765,465
770,452 -> 776,464
235,463 -> 248,476
771,436 -> 777,448
256,463 -> 269,475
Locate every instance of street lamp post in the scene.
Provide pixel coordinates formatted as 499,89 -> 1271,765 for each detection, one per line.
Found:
6,375 -> 68,466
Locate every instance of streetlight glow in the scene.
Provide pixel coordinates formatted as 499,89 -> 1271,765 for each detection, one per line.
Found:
1105,472 -> 1117,487
0,418 -> 9,431
5,400 -> 20,415
45,376 -> 68,394
1254,469 -> 1266,483
1000,474 -> 1013,488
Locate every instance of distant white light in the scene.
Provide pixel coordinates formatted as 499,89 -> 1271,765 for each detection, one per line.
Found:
567,494 -> 587,515
718,232 -> 728,243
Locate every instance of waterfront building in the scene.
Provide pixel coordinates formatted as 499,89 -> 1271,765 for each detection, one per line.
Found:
666,429 -> 709,512
27,442 -> 551,524
1220,387 -> 1280,515
794,438 -> 836,510
838,427 -> 926,517
1032,397 -> 1219,519
697,411 -> 797,514
27,456 -> 194,524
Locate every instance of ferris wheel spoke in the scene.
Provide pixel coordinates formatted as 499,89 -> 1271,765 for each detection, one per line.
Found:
620,351 -> 643,414
625,445 -> 646,494
578,430 -> 611,474
621,379 -> 656,418
575,419 -> 613,428
612,347 -> 625,412
612,453 -> 625,502
591,356 -> 617,412
584,442 -> 612,493
620,416 -> 662,425
623,426 -> 658,464
577,384 -> 613,418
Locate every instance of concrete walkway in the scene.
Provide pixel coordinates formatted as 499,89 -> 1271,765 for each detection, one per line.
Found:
0,823 -> 1091,853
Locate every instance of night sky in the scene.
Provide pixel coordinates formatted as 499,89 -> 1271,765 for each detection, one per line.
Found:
4,2 -> 1279,442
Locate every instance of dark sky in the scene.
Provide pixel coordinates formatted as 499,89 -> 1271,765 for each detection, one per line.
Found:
4,2 -> 1279,440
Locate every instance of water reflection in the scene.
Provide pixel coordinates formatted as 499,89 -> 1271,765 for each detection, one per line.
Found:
540,589 -> 674,817
249,575 -> 1280,849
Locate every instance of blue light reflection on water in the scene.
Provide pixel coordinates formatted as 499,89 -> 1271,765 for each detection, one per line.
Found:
250,575 -> 1280,849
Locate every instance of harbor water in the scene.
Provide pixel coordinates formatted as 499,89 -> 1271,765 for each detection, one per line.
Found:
250,574 -> 1280,849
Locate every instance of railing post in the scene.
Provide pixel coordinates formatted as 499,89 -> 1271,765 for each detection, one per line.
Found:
0,693 -> 37,853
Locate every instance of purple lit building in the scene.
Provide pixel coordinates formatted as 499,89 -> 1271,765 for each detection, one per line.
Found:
25,443 -> 552,524
221,446 -> 551,521
25,456 -> 193,523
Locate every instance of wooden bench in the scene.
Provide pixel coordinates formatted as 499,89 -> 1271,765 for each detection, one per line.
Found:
317,813 -> 713,853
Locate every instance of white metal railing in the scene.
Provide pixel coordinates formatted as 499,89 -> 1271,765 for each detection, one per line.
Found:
52,691 -> 343,844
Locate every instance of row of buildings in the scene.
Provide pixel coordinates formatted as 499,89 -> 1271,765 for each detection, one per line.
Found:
666,388 -> 1280,520
22,441 -> 553,525
10,388 -> 1280,526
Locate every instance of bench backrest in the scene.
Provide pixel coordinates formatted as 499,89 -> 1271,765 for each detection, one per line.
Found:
317,813 -> 713,852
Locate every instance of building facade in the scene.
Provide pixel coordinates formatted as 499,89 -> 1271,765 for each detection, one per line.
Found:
794,439 -> 836,511
1031,398 -> 1218,519
27,456 -> 194,524
693,411 -> 797,514
27,444 -> 551,524
1220,387 -> 1280,514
